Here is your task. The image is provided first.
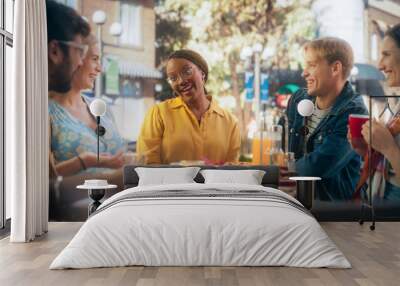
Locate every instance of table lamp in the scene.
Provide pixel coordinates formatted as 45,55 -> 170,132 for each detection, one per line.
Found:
89,99 -> 107,162
297,99 -> 314,137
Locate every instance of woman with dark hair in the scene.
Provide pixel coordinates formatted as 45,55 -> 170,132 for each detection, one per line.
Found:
137,49 -> 240,164
349,24 -> 400,200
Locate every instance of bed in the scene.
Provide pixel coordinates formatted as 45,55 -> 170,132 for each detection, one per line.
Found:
50,165 -> 350,269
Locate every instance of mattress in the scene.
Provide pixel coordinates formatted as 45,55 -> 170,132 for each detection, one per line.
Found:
50,183 -> 350,269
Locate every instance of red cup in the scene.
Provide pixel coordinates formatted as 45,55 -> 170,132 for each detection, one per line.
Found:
349,114 -> 369,152
349,114 -> 369,138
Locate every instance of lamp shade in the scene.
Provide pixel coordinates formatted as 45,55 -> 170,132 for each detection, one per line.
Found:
109,22 -> 123,37
353,63 -> 385,81
89,99 -> 107,117
240,46 -> 253,59
297,99 -> 314,117
154,83 -> 163,92
252,43 -> 263,53
92,10 -> 107,25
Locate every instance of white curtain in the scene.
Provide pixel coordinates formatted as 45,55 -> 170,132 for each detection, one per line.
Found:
9,0 -> 48,242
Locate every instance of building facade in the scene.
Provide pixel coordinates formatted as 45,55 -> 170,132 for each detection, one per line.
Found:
364,0 -> 400,65
57,0 -> 161,143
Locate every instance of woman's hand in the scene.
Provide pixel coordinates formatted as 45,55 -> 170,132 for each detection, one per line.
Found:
347,125 -> 367,156
362,119 -> 397,157
80,150 -> 124,169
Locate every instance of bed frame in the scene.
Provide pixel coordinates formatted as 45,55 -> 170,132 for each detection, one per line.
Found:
123,165 -> 280,189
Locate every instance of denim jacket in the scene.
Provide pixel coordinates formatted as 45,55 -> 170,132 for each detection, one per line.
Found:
286,82 -> 368,200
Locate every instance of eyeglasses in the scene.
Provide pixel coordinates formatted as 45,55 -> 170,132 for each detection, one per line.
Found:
57,40 -> 89,59
167,66 -> 194,85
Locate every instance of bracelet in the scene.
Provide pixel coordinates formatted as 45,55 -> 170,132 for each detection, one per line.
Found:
77,155 -> 87,170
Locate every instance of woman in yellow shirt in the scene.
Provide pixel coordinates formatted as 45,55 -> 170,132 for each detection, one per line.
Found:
137,49 -> 240,164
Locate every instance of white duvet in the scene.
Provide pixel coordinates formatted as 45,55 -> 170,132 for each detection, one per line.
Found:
50,183 -> 351,269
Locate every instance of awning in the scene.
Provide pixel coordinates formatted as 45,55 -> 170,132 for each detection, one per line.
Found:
276,83 -> 300,95
357,79 -> 384,97
118,61 -> 162,79
353,63 -> 385,81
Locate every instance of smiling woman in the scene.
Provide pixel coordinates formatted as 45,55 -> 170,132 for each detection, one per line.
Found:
379,30 -> 400,87
137,49 -> 241,165
349,24 -> 400,201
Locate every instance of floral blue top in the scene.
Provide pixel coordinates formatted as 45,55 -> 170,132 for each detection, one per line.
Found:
49,95 -> 126,174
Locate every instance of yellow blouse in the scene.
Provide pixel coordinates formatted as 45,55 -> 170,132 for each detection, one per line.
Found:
137,96 -> 240,164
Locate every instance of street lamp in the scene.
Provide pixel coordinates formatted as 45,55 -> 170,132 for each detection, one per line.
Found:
154,83 -> 163,102
243,43 -> 265,132
350,66 -> 359,92
92,10 -> 123,98
155,83 -> 163,93
243,43 -> 287,164
109,22 -> 123,37
262,46 -> 276,61
92,10 -> 107,98
252,43 -> 263,128
242,43 -> 266,163
351,66 -> 359,82
240,46 -> 253,60
92,10 -> 107,25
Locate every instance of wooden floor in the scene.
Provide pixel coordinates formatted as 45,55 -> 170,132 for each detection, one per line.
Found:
0,222 -> 399,286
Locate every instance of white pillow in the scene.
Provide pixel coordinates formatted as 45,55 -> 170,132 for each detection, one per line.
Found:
200,169 -> 266,185
135,167 -> 201,186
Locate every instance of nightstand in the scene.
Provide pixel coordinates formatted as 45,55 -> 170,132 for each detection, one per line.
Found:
289,176 -> 321,210
77,182 -> 117,216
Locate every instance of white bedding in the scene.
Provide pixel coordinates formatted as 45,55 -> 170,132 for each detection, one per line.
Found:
50,183 -> 351,269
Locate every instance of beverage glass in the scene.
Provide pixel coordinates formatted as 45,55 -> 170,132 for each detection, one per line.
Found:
123,152 -> 136,165
348,114 -> 369,150
286,152 -> 296,172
